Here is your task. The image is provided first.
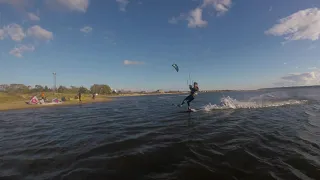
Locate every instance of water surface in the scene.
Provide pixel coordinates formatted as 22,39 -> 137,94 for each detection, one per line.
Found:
1,88 -> 320,180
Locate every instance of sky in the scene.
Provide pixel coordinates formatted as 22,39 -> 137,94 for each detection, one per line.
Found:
1,0 -> 320,91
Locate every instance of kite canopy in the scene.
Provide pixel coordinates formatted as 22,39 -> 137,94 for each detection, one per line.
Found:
172,64 -> 179,72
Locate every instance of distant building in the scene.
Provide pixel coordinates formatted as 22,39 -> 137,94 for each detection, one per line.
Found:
118,89 -> 132,94
156,89 -> 165,93
0,84 -> 8,91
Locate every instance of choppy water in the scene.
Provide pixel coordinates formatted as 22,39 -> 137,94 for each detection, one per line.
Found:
1,88 -> 320,180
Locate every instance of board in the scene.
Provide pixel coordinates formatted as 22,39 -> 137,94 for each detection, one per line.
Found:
187,109 -> 197,112
172,104 -> 197,112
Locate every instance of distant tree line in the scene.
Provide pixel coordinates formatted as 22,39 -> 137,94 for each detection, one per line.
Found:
0,84 -> 112,94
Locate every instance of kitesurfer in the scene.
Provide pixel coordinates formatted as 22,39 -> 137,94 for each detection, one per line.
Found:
179,82 -> 199,110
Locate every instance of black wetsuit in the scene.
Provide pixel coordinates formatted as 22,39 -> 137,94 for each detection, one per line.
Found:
181,85 -> 199,108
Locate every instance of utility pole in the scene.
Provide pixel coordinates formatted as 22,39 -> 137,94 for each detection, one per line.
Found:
53,72 -> 56,94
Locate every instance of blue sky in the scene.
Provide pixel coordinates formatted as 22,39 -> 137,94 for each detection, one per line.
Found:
1,0 -> 320,91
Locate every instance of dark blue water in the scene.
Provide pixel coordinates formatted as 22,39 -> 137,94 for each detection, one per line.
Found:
1,88 -> 320,180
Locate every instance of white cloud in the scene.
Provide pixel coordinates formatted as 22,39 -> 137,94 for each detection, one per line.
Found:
279,71 -> 320,86
27,25 -> 53,41
28,12 -> 40,21
168,13 -> 186,24
124,60 -> 144,65
187,8 -> 208,28
266,8 -> 320,41
269,6 -> 273,12
170,0 -> 232,28
46,0 -> 89,12
9,44 -> 35,58
168,17 -> 178,24
80,26 -> 93,33
116,0 -> 129,12
308,67 -> 318,70
201,0 -> 232,14
3,23 -> 26,41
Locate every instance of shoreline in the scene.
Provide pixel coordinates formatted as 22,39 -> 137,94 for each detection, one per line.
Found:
0,98 -> 112,112
106,92 -> 186,98
0,92 -> 186,112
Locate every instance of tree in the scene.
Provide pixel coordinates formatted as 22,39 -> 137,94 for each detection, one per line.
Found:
90,84 -> 112,94
7,84 -> 30,93
44,86 -> 49,92
100,85 -> 112,94
69,86 -> 79,94
35,85 -> 44,92
79,86 -> 89,93
57,86 -> 68,93
90,84 -> 98,94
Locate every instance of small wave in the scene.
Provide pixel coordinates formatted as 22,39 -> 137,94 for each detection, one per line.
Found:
203,96 -> 307,111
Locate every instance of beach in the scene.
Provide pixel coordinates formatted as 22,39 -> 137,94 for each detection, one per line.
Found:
0,97 -> 112,111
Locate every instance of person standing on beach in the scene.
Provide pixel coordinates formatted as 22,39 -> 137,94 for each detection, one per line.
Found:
41,92 -> 45,100
78,92 -> 82,102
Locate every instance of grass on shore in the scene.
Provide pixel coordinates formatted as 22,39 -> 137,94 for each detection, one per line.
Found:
0,92 -> 111,111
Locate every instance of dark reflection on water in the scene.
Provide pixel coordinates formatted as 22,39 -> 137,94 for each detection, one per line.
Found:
1,90 -> 320,180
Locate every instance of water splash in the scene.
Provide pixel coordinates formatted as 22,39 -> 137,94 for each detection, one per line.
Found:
203,96 -> 307,111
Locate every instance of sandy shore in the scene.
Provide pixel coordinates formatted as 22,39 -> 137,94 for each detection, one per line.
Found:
0,98 -> 112,111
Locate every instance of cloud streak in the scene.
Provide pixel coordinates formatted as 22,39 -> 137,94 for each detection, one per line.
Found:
80,26 -> 93,33
266,8 -> 320,41
46,0 -> 89,13
124,60 -> 144,65
9,44 -> 35,58
116,0 -> 129,12
275,71 -> 320,86
27,25 -> 53,41
28,12 -> 40,21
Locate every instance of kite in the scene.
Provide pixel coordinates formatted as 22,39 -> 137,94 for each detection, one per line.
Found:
172,64 -> 179,72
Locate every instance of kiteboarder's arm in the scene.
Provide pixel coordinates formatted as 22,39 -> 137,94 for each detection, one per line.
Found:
189,85 -> 199,91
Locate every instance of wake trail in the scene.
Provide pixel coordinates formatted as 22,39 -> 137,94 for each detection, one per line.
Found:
202,96 -> 307,112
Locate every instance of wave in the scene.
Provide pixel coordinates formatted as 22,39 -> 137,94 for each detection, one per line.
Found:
202,96 -> 307,111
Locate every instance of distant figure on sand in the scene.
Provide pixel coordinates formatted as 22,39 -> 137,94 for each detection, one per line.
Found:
78,92 -> 82,102
41,92 -> 45,100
